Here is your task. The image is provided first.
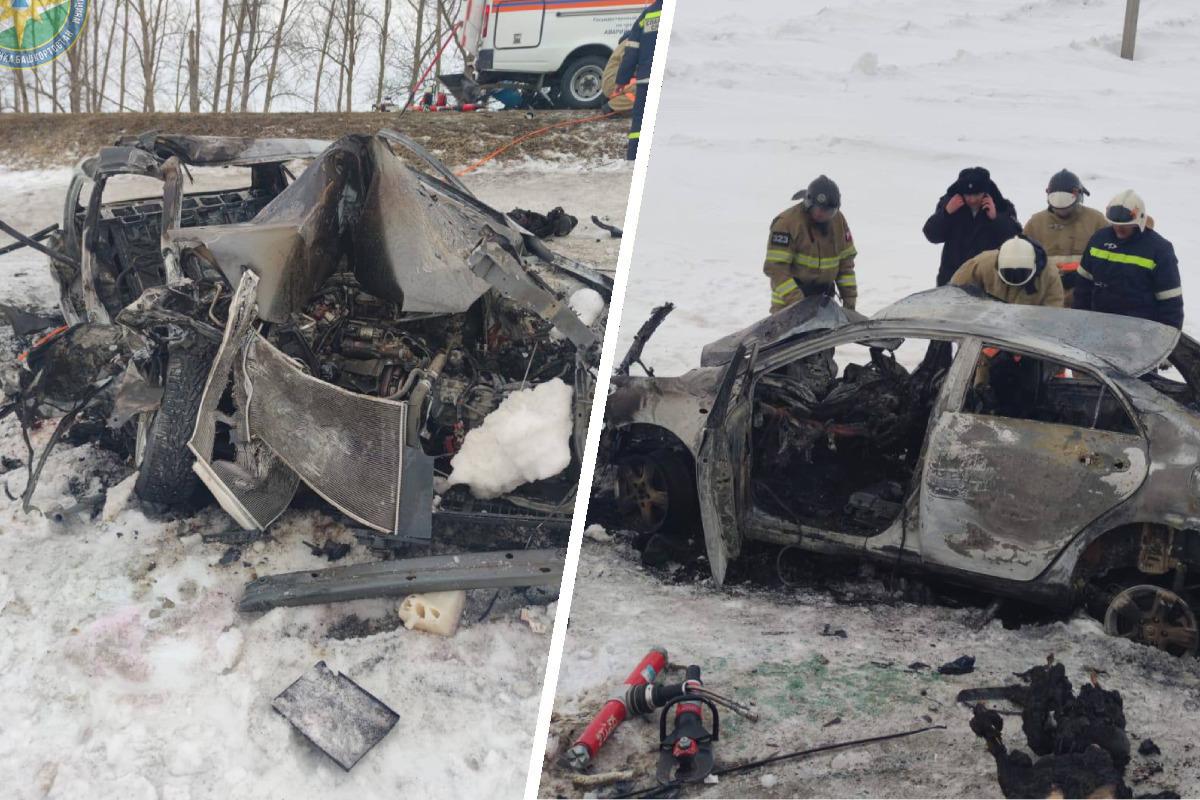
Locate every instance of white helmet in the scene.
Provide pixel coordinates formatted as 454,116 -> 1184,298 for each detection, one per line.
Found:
1105,189 -> 1147,231
997,237 -> 1038,287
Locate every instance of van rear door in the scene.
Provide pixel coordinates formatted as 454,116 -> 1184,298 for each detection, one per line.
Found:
492,0 -> 546,49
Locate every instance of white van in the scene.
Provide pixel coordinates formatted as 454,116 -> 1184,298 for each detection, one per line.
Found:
447,0 -> 648,108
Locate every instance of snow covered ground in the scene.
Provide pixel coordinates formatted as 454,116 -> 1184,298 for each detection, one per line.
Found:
547,0 -> 1200,796
617,0 -> 1200,374
0,158 -> 630,800
543,544 -> 1200,798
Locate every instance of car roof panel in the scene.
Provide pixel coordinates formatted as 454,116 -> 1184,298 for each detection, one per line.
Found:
874,287 -> 1180,376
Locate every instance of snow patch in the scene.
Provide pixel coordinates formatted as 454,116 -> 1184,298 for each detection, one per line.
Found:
551,288 -> 606,341
445,378 -> 575,499
569,288 -> 606,327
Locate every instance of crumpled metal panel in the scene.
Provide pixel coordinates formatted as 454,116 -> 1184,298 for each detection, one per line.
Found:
118,133 -> 331,167
700,295 -> 864,367
188,271 -> 300,530
875,286 -> 1179,376
244,333 -> 426,535
351,137 -> 501,314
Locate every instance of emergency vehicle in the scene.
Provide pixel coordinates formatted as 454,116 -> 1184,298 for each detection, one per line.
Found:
444,0 -> 648,108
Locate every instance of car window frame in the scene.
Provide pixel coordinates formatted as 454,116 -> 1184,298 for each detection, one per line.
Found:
947,338 -> 1147,439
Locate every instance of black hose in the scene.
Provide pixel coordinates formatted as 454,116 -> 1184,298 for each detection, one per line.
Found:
614,724 -> 946,798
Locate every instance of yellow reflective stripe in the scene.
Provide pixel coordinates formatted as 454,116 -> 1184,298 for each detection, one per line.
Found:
837,246 -> 857,260
1156,287 -> 1183,300
628,132 -> 640,140
1088,247 -> 1156,269
765,248 -> 791,264
643,10 -> 661,21
772,278 -> 798,300
836,275 -> 857,287
792,253 -> 842,269
1077,265 -> 1093,280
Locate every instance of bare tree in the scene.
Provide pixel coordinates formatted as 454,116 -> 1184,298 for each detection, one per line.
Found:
312,0 -> 338,112
238,0 -> 267,112
261,0 -> 291,111
130,0 -> 170,111
407,0 -> 426,103
374,0 -> 392,108
119,0 -> 130,111
211,0 -> 231,111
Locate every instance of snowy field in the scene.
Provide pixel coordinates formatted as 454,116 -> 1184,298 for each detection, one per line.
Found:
549,0 -> 1200,797
617,0 -> 1200,373
0,159 -> 630,800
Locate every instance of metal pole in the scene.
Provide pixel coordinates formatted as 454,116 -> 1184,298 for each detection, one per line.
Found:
1121,0 -> 1141,60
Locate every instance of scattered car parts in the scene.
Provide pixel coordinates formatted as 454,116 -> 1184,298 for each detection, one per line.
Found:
272,660 -> 399,771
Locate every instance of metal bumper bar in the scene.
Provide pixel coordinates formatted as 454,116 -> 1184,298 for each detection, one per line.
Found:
239,548 -> 564,612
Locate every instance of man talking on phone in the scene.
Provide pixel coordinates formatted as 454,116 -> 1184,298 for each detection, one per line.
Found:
923,166 -> 1022,286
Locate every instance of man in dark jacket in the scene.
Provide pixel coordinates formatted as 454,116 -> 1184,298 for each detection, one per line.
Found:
923,166 -> 1022,286
617,1 -> 662,160
1074,190 -> 1183,329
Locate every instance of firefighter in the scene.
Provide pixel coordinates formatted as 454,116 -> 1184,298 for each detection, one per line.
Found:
923,166 -> 1022,287
1074,190 -> 1183,329
953,236 -> 1063,402
950,235 -> 1064,308
763,175 -> 857,314
617,0 -> 662,160
602,34 -> 637,114
1022,169 -> 1107,306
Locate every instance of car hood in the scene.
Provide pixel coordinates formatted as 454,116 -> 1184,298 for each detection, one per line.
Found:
700,295 -> 866,367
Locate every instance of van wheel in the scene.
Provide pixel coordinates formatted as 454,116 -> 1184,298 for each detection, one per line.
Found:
558,55 -> 607,109
134,341 -> 214,507
1103,584 -> 1199,657
616,448 -> 699,537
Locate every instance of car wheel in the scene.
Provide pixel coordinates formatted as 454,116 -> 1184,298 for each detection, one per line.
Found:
615,448 -> 700,537
557,55 -> 608,109
1103,583 -> 1199,657
134,341 -> 214,507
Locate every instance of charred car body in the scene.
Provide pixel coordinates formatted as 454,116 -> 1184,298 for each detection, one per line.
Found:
604,288 -> 1200,656
18,131 -> 609,548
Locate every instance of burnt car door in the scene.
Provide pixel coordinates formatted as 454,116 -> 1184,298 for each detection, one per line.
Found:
695,343 -> 757,585
919,340 -> 1150,582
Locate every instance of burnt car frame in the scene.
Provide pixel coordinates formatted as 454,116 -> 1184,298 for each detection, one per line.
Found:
603,288 -> 1200,656
26,131 -> 610,544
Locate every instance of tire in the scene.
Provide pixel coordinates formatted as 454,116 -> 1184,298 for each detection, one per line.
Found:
557,55 -> 608,109
134,342 -> 214,507
615,447 -> 701,538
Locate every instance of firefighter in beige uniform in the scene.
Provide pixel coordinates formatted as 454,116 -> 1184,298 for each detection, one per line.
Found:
1022,169 -> 1106,307
763,175 -> 858,314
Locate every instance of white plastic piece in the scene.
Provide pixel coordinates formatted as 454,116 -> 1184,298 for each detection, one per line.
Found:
102,472 -> 139,521
398,591 -> 467,636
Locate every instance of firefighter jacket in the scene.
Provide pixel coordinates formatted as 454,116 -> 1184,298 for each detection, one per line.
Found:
602,40 -> 636,113
617,1 -> 661,86
924,192 -> 1022,286
1074,227 -> 1184,329
1022,205 -> 1107,300
950,249 -> 1064,308
763,202 -> 857,313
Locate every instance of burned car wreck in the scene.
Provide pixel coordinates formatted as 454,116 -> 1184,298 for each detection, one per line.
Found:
7,132 -> 608,604
602,287 -> 1200,656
